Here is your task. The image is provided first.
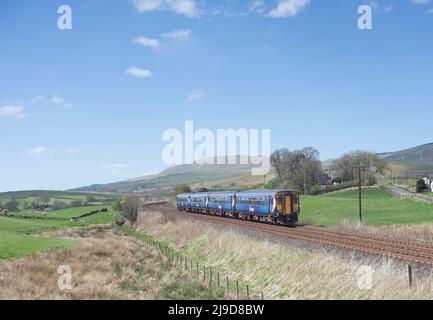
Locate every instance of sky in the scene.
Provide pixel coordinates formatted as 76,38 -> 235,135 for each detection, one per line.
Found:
1,0 -> 433,192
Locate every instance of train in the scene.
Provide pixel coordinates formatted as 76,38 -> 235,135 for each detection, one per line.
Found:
176,190 -> 300,227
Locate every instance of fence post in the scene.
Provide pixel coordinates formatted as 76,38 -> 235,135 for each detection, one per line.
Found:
226,276 -> 229,295
236,281 -> 239,299
203,266 -> 206,281
217,272 -> 220,288
261,292 -> 264,300
196,262 -> 199,278
408,264 -> 413,288
246,285 -> 249,300
210,267 -> 213,287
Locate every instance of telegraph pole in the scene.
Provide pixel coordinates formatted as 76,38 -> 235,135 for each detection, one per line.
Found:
353,166 -> 365,224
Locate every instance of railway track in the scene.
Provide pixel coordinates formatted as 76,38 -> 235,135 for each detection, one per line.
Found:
153,206 -> 433,265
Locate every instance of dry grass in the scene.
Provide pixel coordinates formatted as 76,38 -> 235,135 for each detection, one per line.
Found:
136,209 -> 433,300
0,225 -> 216,300
339,219 -> 433,243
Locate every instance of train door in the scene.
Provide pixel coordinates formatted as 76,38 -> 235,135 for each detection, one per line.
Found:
284,194 -> 292,215
276,193 -> 284,216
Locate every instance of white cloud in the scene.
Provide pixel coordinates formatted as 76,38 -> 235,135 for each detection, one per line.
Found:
249,0 -> 265,13
125,67 -> 153,78
132,0 -> 201,18
267,0 -> 311,18
0,105 -> 28,119
65,148 -> 78,155
102,163 -> 131,176
186,89 -> 208,102
29,95 -> 45,103
411,0 -> 431,4
27,146 -> 54,157
51,94 -> 74,110
133,36 -> 160,48
167,0 -> 200,18
131,0 -> 163,12
161,29 -> 192,40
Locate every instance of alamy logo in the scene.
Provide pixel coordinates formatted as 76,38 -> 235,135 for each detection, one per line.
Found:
358,5 -> 373,30
57,5 -> 72,30
162,121 -> 271,175
57,265 -> 72,290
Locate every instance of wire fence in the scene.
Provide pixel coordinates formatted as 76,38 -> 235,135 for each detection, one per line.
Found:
123,226 -> 265,300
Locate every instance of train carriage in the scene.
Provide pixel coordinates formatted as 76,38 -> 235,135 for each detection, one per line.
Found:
176,193 -> 191,211
189,192 -> 208,213
235,190 -> 300,226
207,191 -> 236,215
176,189 -> 300,227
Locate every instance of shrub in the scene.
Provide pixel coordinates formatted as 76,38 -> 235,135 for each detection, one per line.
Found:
121,195 -> 142,224
416,179 -> 428,193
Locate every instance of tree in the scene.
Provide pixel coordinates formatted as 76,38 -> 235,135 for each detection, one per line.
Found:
416,179 -> 428,193
330,151 -> 388,183
5,196 -> 19,212
175,184 -> 191,194
121,195 -> 142,224
112,196 -> 124,211
270,147 -> 323,193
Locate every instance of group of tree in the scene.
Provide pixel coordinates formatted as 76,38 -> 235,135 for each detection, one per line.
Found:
0,196 -> 19,212
270,147 -> 322,194
270,148 -> 388,193
330,150 -> 388,185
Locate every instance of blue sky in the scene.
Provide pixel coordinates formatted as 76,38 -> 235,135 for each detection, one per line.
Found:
1,0 -> 433,191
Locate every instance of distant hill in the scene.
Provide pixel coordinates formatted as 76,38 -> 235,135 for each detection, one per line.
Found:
378,143 -> 433,175
69,156 -> 264,193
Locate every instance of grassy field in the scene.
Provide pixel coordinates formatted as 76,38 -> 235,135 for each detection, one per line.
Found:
0,205 -> 115,260
0,190 -> 117,211
301,188 -> 433,227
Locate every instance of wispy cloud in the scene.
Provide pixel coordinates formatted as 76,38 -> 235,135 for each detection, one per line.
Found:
125,67 -> 153,78
133,36 -> 160,48
186,89 -> 208,102
161,29 -> 192,40
29,95 -> 46,103
131,0 -> 162,12
167,0 -> 201,18
27,146 -> 54,157
411,0 -> 431,4
0,105 -> 28,119
51,94 -> 74,110
132,0 -> 201,18
249,0 -> 266,14
267,0 -> 311,18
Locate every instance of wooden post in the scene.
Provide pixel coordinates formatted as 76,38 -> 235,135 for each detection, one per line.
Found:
217,272 -> 220,288
226,276 -> 229,295
203,266 -> 206,281
246,285 -> 249,300
236,281 -> 239,298
210,267 -> 213,287
196,262 -> 199,278
261,292 -> 264,300
408,264 -> 413,288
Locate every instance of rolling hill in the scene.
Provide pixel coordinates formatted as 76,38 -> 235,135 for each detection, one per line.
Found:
378,143 -> 433,175
70,156 -> 264,193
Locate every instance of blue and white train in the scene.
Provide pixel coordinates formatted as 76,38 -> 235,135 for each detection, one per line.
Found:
176,190 -> 300,227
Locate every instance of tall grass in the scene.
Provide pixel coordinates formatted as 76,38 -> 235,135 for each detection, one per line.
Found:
136,209 -> 433,299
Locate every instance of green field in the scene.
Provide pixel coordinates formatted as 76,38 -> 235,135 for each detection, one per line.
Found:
301,188 -> 433,226
0,205 -> 116,260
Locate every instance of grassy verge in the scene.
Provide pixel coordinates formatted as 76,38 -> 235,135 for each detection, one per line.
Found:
0,226 -> 223,299
300,189 -> 433,226
136,208 -> 433,299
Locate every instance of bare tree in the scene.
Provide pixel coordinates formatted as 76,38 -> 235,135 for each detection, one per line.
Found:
121,195 -> 142,224
270,147 -> 323,193
331,151 -> 388,183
